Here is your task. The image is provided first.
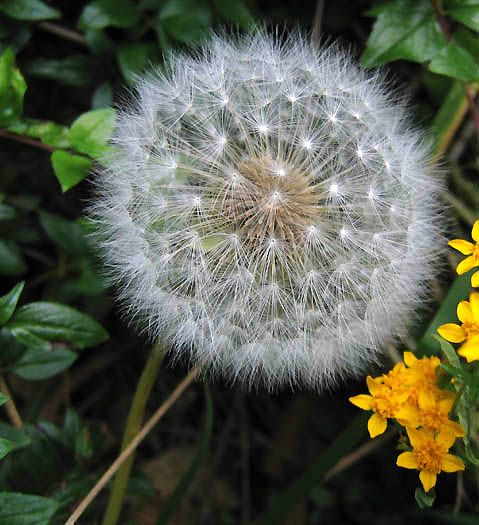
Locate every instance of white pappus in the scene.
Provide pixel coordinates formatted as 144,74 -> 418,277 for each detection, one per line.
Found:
90,29 -> 444,390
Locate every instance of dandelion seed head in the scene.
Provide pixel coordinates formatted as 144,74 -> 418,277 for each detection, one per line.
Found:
90,29 -> 443,390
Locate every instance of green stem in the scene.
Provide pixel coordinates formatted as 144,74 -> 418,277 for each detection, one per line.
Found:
102,340 -> 166,525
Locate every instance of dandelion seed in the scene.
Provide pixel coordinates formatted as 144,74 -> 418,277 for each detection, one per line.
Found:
90,30 -> 443,390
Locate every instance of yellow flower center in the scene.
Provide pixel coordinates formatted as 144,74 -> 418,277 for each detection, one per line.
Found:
420,406 -> 447,432
371,395 -> 402,419
463,322 -> 479,338
413,441 -> 445,474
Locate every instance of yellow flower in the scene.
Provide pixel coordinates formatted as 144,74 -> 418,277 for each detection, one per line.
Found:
396,428 -> 465,492
349,376 -> 409,438
396,389 -> 465,436
437,292 -> 479,362
449,220 -> 479,279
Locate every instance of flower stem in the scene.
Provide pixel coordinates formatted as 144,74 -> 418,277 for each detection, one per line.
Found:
0,375 -> 22,429
102,340 -> 167,525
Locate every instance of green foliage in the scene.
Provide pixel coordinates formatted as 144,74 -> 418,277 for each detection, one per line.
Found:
363,0 -> 479,82
0,0 -> 476,522
0,49 -> 27,126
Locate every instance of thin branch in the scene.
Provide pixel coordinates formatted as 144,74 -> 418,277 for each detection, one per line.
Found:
0,375 -> 23,429
324,429 -> 396,481
0,129 -> 56,153
37,22 -> 87,47
66,365 -> 201,525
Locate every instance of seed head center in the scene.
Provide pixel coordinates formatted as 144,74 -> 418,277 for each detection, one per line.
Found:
220,157 -> 321,244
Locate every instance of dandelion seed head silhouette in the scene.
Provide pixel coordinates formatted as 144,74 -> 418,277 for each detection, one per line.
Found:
91,31 -> 442,390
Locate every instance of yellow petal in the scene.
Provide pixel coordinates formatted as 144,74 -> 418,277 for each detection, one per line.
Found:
366,375 -> 383,396
472,271 -> 479,288
396,451 -> 417,470
445,420 -> 466,438
448,239 -> 474,255
472,219 -> 479,242
458,338 -> 479,362
437,323 -> 466,343
437,396 -> 454,414
406,427 -> 431,448
349,394 -> 373,410
368,412 -> 387,438
418,389 -> 435,410
457,256 -> 477,275
457,300 -> 472,324
441,453 -> 465,473
469,292 -> 479,321
436,429 -> 456,449
403,351 -> 417,367
419,470 -> 437,492
396,404 -> 420,428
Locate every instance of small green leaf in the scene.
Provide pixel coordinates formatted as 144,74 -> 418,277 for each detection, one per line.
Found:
158,0 -> 212,44
448,0 -> 479,31
69,108 -> 116,160
0,421 -> 31,450
0,437 -> 13,460
415,486 -> 436,508
78,0 -> 140,30
0,492 -> 60,524
7,118 -> 70,148
0,48 -> 27,126
11,347 -> 77,379
0,0 -> 61,21
429,41 -> 479,82
39,211 -> 90,256
51,150 -> 92,193
0,392 -> 7,406
361,0 -> 446,67
0,239 -> 28,275
211,0 -> 255,27
116,43 -> 156,85
24,55 -> 96,87
0,281 -> 24,325
433,334 -> 462,368
0,203 -> 17,220
92,81 -> 113,108
6,301 -> 109,350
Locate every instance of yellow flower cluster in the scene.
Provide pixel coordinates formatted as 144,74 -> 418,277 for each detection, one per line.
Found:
448,219 -> 479,288
349,352 -> 465,492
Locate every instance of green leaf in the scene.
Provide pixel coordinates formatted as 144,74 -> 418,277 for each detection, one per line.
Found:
0,0 -> 61,21
7,118 -> 70,148
92,81 -> 113,108
11,347 -> 77,379
6,301 -> 109,350
0,492 -> 60,524
0,203 -> 16,221
0,421 -> 31,450
433,334 -> 462,368
116,43 -> 156,85
448,0 -> 479,31
0,393 -> 7,406
158,0 -> 212,44
39,210 -> 90,256
50,150 -> 92,193
453,28 -> 479,59
0,48 -> 27,126
415,486 -> 436,508
0,239 -> 27,275
0,437 -> 13,460
428,41 -> 479,82
0,281 -> 24,325
78,0 -> 140,30
361,0 -> 446,66
69,108 -> 116,160
211,0 -> 255,27
24,55 -> 96,87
